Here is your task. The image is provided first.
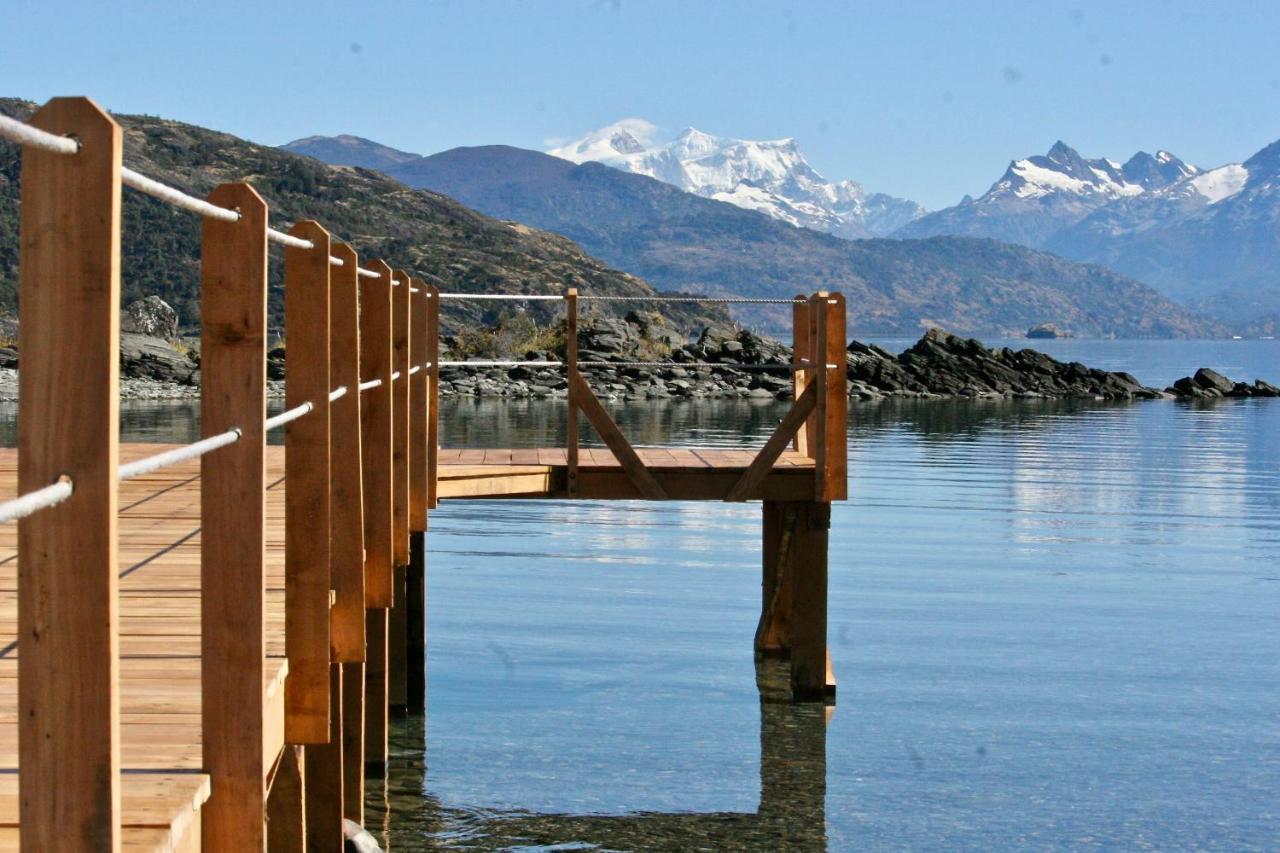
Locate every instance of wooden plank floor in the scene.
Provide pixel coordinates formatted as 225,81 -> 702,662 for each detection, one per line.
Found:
0,444 -> 291,852
437,446 -> 818,500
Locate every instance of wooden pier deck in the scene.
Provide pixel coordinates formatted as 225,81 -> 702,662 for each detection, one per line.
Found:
0,98 -> 848,850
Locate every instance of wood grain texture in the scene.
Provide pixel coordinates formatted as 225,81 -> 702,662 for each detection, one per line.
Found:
339,662 -> 365,822
426,285 -> 440,510
788,502 -> 832,702
754,500 -> 791,657
200,182 -> 269,850
409,279 -> 429,531
303,664 -> 343,851
791,294 -> 813,457
821,293 -> 848,502
265,745 -> 304,852
569,373 -> 667,500
391,271 -> 411,567
328,244 -> 365,663
359,261 -> 394,608
17,96 -> 123,853
284,221 -> 332,744
566,289 -> 579,497
810,293 -> 827,487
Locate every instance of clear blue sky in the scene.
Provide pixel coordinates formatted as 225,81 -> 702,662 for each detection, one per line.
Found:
4,0 -> 1278,208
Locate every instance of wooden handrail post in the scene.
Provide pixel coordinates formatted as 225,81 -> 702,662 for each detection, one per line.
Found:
426,285 -> 440,509
566,288 -> 579,496
329,243 -> 366,664
360,260 -> 394,608
409,279 -> 430,531
200,182 -> 269,849
791,293 -> 813,456
819,292 -> 847,502
810,292 -> 829,494
18,96 -> 123,852
284,220 -> 333,744
391,270 -> 411,569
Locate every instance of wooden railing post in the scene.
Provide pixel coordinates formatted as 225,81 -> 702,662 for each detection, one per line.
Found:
391,270 -> 411,568
360,261 -> 394,608
791,293 -> 813,456
426,285 -> 440,509
284,221 -> 333,745
329,243 -> 366,664
17,96 -> 123,852
359,260 -> 394,771
819,293 -> 847,502
200,182 -> 269,849
810,292 -> 829,491
409,279 -> 429,531
566,288 -> 579,496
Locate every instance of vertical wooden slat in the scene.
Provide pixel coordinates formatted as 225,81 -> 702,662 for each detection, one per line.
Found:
303,664 -> 343,851
17,96 -> 122,853
426,285 -> 440,510
810,292 -> 829,496
409,279 -> 429,530
789,501 -> 831,702
265,746 -> 305,851
364,610 -> 389,771
791,293 -> 813,456
566,288 -> 579,496
285,221 -> 332,745
329,243 -> 366,663
391,270 -> 411,568
340,661 -> 365,822
820,292 -> 847,502
360,261 -> 394,608
200,182 -> 269,850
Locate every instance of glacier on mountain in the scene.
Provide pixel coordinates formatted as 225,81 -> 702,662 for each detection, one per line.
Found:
547,119 -> 924,238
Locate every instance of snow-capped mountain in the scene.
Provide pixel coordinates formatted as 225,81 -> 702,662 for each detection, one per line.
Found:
899,138 -> 1280,330
547,119 -> 924,238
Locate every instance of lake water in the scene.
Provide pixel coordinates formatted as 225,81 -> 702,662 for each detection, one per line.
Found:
3,340 -> 1277,850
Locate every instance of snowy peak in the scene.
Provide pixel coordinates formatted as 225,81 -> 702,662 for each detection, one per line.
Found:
1121,150 -> 1200,190
993,141 -> 1147,201
547,119 -> 924,237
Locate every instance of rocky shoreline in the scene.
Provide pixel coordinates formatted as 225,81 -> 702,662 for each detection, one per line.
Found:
0,313 -> 1275,405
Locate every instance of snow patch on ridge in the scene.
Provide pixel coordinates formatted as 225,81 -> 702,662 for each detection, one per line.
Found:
1189,164 -> 1249,204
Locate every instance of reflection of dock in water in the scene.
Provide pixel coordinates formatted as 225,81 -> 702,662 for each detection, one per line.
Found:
374,661 -> 832,851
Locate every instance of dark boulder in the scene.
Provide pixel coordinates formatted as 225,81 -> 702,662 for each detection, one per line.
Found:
1193,367 -> 1235,394
120,296 -> 179,339
119,332 -> 200,384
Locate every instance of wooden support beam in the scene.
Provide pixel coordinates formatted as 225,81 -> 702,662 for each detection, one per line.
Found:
818,292 -> 848,502
409,278 -> 430,530
791,293 -> 813,456
340,662 -> 365,823
392,270 -> 412,568
569,372 -> 667,500
285,220 -> 333,745
406,531 -> 427,714
329,243 -> 366,663
17,96 -> 123,852
266,746 -> 305,851
426,285 -> 440,510
566,288 -> 580,496
754,500 -> 792,658
388,564 -> 409,714
725,384 -> 817,502
789,501 -> 833,702
200,182 -> 269,849
303,664 -> 344,851
360,260 -> 394,608
365,610 -> 389,771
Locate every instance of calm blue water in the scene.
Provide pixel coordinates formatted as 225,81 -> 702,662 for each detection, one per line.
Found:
5,340 -> 1275,850
358,340 -> 1280,851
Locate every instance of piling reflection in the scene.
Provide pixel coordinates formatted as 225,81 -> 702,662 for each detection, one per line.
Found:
368,659 -> 831,851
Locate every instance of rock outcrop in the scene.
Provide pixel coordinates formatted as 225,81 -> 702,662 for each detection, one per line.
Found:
1167,367 -> 1280,399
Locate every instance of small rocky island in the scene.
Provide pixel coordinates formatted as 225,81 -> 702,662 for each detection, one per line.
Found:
0,300 -> 1275,403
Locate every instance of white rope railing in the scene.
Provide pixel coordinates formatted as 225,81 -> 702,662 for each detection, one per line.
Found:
359,378 -> 382,392
117,428 -> 242,481
0,113 -> 79,154
265,401 -> 313,431
328,385 -> 348,402
0,477 -> 75,525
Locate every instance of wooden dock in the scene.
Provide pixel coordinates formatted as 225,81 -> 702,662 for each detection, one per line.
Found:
0,97 -> 848,850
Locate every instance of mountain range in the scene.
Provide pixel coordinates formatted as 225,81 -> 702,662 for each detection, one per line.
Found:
546,119 -> 925,239
0,98 -> 718,332
899,140 -> 1280,331
282,135 -> 1215,338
